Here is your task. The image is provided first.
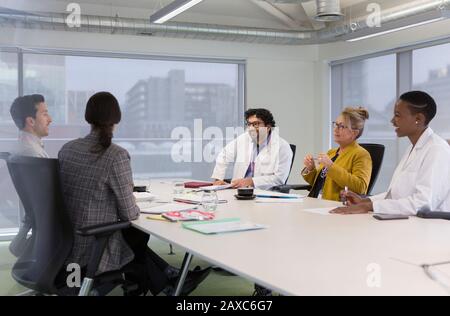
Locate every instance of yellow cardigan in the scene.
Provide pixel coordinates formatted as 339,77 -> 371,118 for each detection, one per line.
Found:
302,142 -> 372,201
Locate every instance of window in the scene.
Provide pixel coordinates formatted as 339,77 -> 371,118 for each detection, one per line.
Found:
1,49 -> 244,234
332,40 -> 450,195
0,52 -> 19,232
332,55 -> 397,194
413,43 -> 450,140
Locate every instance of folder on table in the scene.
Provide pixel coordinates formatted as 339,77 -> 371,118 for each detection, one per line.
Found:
182,218 -> 267,234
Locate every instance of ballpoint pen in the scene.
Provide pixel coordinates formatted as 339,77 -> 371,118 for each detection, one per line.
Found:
343,186 -> 348,205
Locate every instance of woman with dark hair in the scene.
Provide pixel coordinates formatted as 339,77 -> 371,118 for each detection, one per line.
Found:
332,91 -> 450,215
58,92 -> 209,295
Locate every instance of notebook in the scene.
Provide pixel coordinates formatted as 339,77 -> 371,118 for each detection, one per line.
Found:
162,210 -> 215,222
184,181 -> 213,188
182,218 -> 267,234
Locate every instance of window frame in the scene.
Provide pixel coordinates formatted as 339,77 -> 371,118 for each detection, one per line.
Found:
330,36 -> 450,194
0,46 -> 247,239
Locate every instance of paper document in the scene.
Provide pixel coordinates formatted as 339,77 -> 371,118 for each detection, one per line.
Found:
199,184 -> 232,191
182,218 -> 267,234
254,189 -> 304,199
173,193 -> 227,205
255,198 -> 304,203
301,207 -> 334,215
138,202 -> 198,214
133,192 -> 156,202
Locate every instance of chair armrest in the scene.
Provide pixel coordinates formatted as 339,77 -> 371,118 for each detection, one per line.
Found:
79,221 -> 132,280
77,221 -> 131,237
272,184 -> 312,194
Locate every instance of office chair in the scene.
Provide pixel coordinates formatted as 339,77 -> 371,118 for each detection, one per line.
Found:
359,143 -> 385,196
273,143 -> 385,196
286,144 -> 296,183
5,155 -> 137,296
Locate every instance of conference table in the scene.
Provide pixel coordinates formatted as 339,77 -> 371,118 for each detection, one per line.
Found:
132,180 -> 450,296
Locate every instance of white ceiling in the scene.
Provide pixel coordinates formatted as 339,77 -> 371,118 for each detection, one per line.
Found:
15,0 -> 396,30
0,0 -> 434,33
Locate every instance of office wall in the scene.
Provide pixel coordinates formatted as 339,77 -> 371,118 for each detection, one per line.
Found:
0,25 -> 319,184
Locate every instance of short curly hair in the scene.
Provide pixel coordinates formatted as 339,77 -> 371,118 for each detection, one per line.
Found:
245,108 -> 276,127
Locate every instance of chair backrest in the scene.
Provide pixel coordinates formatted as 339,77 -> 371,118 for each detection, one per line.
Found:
6,155 -> 73,294
286,144 -> 297,184
359,143 -> 385,195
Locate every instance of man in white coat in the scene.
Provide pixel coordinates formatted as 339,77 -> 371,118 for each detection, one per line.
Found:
211,108 -> 293,190
332,91 -> 450,215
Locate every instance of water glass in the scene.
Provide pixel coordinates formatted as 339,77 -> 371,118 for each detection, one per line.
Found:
201,190 -> 219,212
173,181 -> 185,195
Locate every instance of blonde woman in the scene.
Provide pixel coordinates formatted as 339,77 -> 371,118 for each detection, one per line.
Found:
302,107 -> 372,201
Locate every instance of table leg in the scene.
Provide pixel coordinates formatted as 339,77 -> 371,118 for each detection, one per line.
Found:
174,252 -> 193,296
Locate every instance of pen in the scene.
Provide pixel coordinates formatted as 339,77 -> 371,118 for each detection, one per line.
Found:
343,186 -> 348,205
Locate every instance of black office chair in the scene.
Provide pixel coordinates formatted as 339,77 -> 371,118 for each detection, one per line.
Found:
4,155 -> 136,296
286,144 -> 296,184
273,143 -> 385,196
359,143 -> 385,196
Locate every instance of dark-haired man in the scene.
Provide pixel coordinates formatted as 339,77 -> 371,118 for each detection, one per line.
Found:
212,108 -> 293,190
10,94 -> 52,157
8,94 -> 52,257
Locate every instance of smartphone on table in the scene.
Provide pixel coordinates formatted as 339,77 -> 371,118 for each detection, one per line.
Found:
373,214 -> 409,221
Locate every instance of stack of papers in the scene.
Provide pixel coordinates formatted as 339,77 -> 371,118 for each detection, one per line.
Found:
138,202 -> 198,214
134,192 -> 156,202
254,190 -> 305,201
173,193 -> 227,205
182,218 -> 267,234
255,198 -> 304,203
199,184 -> 233,191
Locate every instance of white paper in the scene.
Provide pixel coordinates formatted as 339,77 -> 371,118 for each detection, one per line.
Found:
254,189 -> 304,199
133,192 -> 156,202
138,202 -> 198,214
301,207 -> 334,215
255,198 -> 304,203
200,184 -> 233,191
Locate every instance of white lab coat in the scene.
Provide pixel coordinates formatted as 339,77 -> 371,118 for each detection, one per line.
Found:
370,128 -> 450,215
211,130 -> 293,190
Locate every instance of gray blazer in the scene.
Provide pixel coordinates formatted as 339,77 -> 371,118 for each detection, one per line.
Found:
58,131 -> 139,274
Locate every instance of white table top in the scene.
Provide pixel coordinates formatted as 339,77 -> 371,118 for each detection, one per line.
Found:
132,180 -> 450,296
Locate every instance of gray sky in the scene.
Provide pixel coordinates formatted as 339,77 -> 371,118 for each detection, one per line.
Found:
65,56 -> 238,104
